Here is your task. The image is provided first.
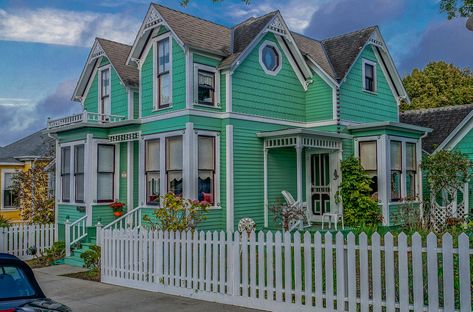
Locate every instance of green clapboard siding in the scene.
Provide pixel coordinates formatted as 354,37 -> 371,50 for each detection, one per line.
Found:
111,68 -> 128,116
91,204 -> 115,226
306,72 -> 333,122
133,91 -> 139,119
340,45 -> 398,123
232,32 -> 306,122
193,53 -> 220,67
57,204 -> 85,224
83,73 -> 98,113
141,37 -> 186,117
119,143 -> 128,204
452,127 -> 473,212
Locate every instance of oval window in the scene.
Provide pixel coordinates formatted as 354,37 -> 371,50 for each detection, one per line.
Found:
261,45 -> 279,72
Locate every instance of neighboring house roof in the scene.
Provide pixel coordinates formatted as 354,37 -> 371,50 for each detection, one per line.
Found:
400,104 -> 473,153
0,129 -> 55,163
153,3 -> 231,56
97,38 -> 139,87
321,26 -> 377,81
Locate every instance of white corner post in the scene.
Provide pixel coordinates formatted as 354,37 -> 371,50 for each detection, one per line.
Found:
378,135 -> 389,225
295,139 -> 303,203
225,71 -> 232,113
84,134 -> 93,226
183,122 -> 195,199
226,124 -> 234,232
127,141 -> 134,211
263,147 -> 268,228
54,140 -> 60,241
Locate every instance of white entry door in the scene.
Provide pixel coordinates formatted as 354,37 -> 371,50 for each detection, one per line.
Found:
310,153 -> 331,216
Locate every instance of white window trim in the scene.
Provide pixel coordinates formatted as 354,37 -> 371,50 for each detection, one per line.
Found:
153,32 -> 173,111
259,40 -> 283,76
193,63 -> 221,109
57,140 -> 86,205
97,64 -> 112,116
140,130 -> 185,207
194,130 -> 221,209
362,59 -> 377,93
1,169 -> 20,210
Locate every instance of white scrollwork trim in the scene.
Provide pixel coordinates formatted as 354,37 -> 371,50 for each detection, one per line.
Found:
143,7 -> 164,34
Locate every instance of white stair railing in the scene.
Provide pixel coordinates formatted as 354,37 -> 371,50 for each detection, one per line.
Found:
65,215 -> 87,257
102,207 -> 143,232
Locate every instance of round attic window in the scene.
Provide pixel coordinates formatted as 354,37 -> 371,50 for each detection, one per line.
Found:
259,41 -> 282,75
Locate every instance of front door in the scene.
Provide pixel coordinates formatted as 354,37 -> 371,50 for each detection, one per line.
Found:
310,153 -> 331,216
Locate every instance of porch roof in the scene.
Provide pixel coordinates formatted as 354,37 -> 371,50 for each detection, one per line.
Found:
347,121 -> 432,135
257,128 -> 352,150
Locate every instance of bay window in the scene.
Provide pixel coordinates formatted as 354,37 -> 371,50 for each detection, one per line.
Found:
390,141 -> 402,201
406,143 -> 417,198
100,68 -> 111,116
74,144 -> 85,203
166,136 -> 182,196
198,136 -> 215,204
156,37 -> 171,109
61,147 -> 71,202
3,172 -> 17,208
146,139 -> 160,205
359,141 -> 378,196
97,144 -> 115,202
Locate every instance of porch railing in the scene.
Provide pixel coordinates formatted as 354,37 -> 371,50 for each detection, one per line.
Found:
102,207 -> 144,232
47,111 -> 126,129
65,215 -> 87,257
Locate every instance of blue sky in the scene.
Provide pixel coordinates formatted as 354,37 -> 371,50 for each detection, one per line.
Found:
0,0 -> 471,146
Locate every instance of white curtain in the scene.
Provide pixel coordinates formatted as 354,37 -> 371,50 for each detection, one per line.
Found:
198,136 -> 214,170
359,141 -> 377,171
166,136 -> 183,170
146,140 -> 160,171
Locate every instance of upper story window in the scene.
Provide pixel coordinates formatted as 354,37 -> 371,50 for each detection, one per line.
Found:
390,141 -> 402,202
74,145 -> 85,203
359,141 -> 378,196
100,68 -> 111,116
3,172 -> 18,209
61,147 -> 71,202
146,139 -> 160,205
166,136 -> 183,196
156,37 -> 171,109
259,41 -> 282,75
193,63 -> 219,108
198,136 -> 215,205
362,59 -> 376,92
97,144 -> 115,202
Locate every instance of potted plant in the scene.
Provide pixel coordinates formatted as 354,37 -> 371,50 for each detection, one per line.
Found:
109,201 -> 125,217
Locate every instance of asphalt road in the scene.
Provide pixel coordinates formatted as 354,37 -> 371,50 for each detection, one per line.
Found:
33,265 -> 260,312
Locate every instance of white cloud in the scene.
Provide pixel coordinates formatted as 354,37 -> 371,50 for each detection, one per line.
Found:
226,0 -> 319,33
0,8 -> 140,47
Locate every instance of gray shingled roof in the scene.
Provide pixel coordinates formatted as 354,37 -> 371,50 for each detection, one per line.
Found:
0,130 -> 55,163
321,26 -> 377,81
400,104 -> 473,153
153,3 -> 231,56
97,38 -> 139,87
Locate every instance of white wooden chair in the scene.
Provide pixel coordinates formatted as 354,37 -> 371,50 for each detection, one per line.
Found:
281,190 -> 311,230
321,209 -> 344,230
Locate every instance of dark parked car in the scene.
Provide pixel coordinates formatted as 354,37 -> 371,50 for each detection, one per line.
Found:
0,253 -> 71,312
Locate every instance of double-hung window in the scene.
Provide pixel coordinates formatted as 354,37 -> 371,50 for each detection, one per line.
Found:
166,136 -> 183,196
390,141 -> 402,202
61,147 -> 71,202
198,136 -> 215,204
363,60 -> 376,92
406,143 -> 417,198
197,70 -> 215,106
74,145 -> 85,203
100,68 -> 111,117
359,141 -> 378,196
97,144 -> 115,202
146,140 -> 160,205
157,38 -> 171,109
3,172 -> 17,208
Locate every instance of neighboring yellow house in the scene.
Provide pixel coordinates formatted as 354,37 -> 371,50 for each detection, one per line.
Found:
0,130 -> 54,223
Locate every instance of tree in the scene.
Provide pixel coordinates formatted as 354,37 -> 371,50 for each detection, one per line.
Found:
440,0 -> 473,19
401,61 -> 473,111
11,161 -> 55,224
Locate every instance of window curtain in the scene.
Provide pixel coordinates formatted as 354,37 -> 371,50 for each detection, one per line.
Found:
97,145 -> 114,201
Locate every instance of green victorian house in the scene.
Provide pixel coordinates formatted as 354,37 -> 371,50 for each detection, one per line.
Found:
47,3 -> 430,247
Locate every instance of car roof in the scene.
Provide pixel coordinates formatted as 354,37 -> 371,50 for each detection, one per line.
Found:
0,253 -> 20,260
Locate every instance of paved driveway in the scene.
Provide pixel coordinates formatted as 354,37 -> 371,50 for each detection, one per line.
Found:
34,265 -> 260,312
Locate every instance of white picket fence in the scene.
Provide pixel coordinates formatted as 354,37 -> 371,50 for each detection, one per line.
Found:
0,224 -> 55,260
101,229 -> 473,312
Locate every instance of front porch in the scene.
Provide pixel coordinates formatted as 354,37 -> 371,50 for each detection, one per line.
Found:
257,128 -> 352,229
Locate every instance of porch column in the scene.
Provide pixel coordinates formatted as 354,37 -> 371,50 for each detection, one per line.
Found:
84,134 -> 93,226
296,142 -> 303,202
263,148 -> 268,228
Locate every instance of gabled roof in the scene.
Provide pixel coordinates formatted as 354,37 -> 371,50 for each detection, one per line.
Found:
232,11 -> 278,54
152,3 -> 231,55
400,104 -> 473,153
0,129 -> 54,163
97,38 -> 139,87
321,26 -> 377,81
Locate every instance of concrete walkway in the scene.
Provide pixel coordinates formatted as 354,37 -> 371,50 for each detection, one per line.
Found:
34,265 -> 260,312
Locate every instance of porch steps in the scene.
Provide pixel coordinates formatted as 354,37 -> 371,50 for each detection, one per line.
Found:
63,227 -> 98,267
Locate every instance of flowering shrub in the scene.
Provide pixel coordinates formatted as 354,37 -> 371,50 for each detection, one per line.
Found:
143,193 -> 210,231
109,201 -> 125,217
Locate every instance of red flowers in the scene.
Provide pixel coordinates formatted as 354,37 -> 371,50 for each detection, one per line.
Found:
109,201 -> 125,217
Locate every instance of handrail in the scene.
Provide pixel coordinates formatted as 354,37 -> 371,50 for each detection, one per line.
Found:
65,215 -> 87,257
102,207 -> 142,231
47,111 -> 126,129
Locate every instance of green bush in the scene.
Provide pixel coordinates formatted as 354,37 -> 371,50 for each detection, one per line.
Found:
337,156 -> 383,226
0,215 -> 11,228
81,245 -> 101,272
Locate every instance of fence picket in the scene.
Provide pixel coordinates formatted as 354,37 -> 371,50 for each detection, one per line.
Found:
219,231 -> 226,294
371,233 -> 381,312
233,232 -> 240,297
283,231 -> 292,304
359,233 -> 368,312
241,232 -> 249,297
249,232 -> 257,298
274,231 -> 283,302
426,233 -> 439,310
163,231 -> 169,286
266,231 -> 274,302
205,231 -> 212,292
199,231 -> 205,291
398,233 -> 409,312
257,231 -> 265,299
325,232 -> 334,310
458,233 -> 471,312
442,233 -> 454,311
293,232 -> 302,305
186,231 -> 192,289
314,232 -> 323,308
304,232 -> 313,307
384,233 -> 395,312
347,232 -> 356,312
213,231 -> 219,293
175,231 -> 181,286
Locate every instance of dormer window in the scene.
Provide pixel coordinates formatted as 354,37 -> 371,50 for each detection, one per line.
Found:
197,70 -> 215,105
157,37 -> 171,109
362,59 -> 376,93
259,41 -> 282,75
100,67 -> 111,116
